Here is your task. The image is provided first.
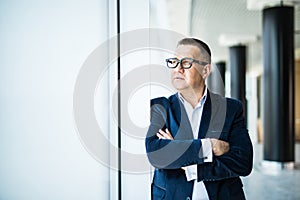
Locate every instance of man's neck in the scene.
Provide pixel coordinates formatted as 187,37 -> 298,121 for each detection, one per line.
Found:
179,86 -> 206,108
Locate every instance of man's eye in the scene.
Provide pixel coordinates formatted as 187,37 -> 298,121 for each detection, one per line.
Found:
182,60 -> 191,65
168,60 -> 177,64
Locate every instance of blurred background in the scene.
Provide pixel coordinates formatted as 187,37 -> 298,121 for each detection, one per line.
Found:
0,0 -> 299,199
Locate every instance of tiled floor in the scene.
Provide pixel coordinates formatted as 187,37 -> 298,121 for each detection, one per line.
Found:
242,143 -> 300,200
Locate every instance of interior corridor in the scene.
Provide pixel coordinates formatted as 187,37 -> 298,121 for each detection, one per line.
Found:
243,144 -> 300,200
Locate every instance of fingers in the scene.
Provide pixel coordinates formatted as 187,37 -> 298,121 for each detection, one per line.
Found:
156,128 -> 174,140
210,138 -> 217,151
210,138 -> 230,156
156,132 -> 164,139
157,129 -> 173,140
165,128 -> 171,135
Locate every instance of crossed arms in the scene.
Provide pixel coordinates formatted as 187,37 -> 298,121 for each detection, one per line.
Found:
156,128 -> 229,157
145,97 -> 253,181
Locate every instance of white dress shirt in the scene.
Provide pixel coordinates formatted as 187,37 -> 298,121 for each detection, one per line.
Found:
178,87 -> 212,200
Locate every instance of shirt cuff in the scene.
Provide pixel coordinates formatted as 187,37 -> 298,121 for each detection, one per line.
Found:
201,138 -> 213,163
184,139 -> 213,181
185,164 -> 197,181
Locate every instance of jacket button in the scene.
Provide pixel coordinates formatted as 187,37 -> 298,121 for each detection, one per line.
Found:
186,197 -> 191,200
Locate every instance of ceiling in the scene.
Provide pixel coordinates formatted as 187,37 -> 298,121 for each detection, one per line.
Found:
191,0 -> 262,62
156,0 -> 300,72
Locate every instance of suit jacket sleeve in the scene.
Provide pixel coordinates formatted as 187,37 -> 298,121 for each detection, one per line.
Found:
145,97 -> 206,169
197,99 -> 253,181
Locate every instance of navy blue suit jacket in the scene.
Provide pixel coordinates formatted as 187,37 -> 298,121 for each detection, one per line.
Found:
145,91 -> 253,200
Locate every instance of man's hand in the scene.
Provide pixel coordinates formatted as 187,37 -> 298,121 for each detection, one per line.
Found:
210,138 -> 230,156
156,128 -> 174,140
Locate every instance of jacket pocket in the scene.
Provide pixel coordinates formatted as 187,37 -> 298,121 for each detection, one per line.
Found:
206,130 -> 229,141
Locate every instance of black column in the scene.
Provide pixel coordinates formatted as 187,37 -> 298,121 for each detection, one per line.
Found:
216,61 -> 226,86
229,45 -> 247,117
262,6 -> 295,162
207,61 -> 226,96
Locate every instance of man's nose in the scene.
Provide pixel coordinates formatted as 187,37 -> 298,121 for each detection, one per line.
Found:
174,64 -> 184,73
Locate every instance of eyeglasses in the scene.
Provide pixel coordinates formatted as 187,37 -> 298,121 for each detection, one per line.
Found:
165,57 -> 208,69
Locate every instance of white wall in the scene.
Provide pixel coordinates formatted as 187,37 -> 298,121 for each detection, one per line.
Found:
0,0 -> 110,199
119,0 -> 152,199
119,1 -> 190,199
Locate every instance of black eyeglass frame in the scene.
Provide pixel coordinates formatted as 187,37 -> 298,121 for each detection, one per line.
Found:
165,57 -> 209,69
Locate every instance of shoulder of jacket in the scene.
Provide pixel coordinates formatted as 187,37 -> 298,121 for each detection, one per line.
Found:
225,97 -> 244,113
225,97 -> 242,106
208,91 -> 242,110
208,91 -> 227,104
150,94 -> 176,106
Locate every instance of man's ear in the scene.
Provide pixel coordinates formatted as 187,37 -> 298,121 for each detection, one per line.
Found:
202,64 -> 211,79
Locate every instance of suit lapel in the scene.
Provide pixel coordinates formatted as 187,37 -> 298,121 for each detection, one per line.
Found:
169,94 -> 181,127
206,91 -> 227,138
169,94 -> 194,140
198,91 -> 212,139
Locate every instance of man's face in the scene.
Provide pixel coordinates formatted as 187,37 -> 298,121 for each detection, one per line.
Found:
171,44 -> 208,92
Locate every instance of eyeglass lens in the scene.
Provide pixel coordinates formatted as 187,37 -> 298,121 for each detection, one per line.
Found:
166,58 -> 192,69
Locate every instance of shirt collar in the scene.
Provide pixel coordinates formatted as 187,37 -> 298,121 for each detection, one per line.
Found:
178,86 -> 208,109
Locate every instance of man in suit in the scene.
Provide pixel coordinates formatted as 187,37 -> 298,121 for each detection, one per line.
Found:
145,38 -> 253,200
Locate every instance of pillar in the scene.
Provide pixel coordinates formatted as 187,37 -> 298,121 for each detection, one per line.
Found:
262,6 -> 295,164
207,61 -> 226,96
229,45 -> 247,117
